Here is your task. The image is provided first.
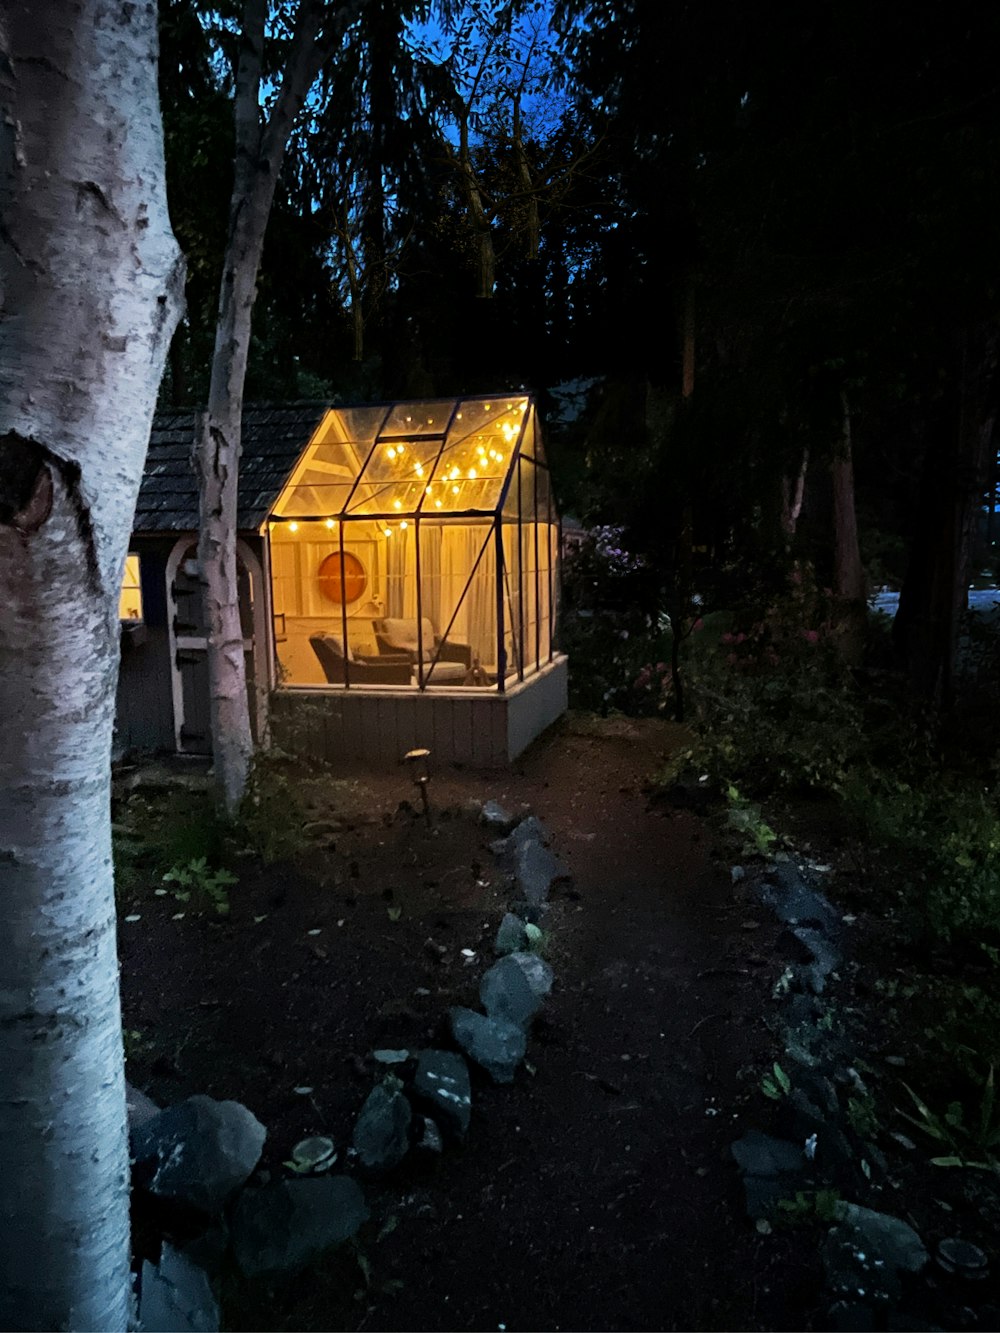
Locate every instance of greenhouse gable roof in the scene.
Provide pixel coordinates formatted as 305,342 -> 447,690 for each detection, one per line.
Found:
134,394 -> 544,534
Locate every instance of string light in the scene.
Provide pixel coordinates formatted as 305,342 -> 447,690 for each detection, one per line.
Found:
393,499 -> 402,510
384,527 -> 393,538
400,521 -> 408,530
325,518 -> 337,529
288,521 -> 299,532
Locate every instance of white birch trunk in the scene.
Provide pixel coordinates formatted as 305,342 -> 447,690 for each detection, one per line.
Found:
196,0 -> 341,812
0,4 -> 183,1329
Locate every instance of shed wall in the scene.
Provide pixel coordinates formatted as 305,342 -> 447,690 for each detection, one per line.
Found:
271,655 -> 568,768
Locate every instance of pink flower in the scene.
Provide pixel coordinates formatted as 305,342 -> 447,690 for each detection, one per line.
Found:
721,632 -> 734,645
802,629 -> 820,644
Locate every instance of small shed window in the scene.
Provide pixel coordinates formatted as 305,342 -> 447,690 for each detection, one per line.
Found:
119,553 -> 143,622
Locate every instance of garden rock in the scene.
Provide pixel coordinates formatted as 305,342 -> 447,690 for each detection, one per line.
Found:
449,1006 -> 527,1083
132,1095 -> 266,1214
480,955 -> 544,1030
759,862 -> 840,934
413,1115 -> 444,1157
515,838 -> 570,909
831,1203 -> 928,1275
792,927 -> 842,994
413,1050 -> 472,1139
495,912 -> 529,955
730,1130 -> 809,1220
231,1176 -> 368,1278
127,1081 -> 161,1135
352,1080 -> 412,1175
508,950 -> 554,999
139,1243 -> 219,1333
490,815 -> 552,863
481,800 -> 519,833
822,1225 -> 903,1306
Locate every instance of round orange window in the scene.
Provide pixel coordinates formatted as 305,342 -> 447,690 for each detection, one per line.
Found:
318,551 -> 367,605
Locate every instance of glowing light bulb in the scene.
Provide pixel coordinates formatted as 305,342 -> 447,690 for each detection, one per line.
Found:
435,499 -> 442,508
400,521 -> 408,530
288,521 -> 299,532
415,464 -> 424,476
497,453 -> 504,464
425,486 -> 432,495
426,418 -> 433,425
387,446 -> 396,459
452,485 -> 459,495
477,445 -> 486,457
325,518 -> 336,529
468,469 -> 477,480
393,499 -> 402,510
456,412 -> 463,420
384,527 -> 393,538
396,444 -> 405,454
484,403 -> 491,411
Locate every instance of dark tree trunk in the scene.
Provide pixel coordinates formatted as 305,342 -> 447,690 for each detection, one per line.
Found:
894,327 -> 999,708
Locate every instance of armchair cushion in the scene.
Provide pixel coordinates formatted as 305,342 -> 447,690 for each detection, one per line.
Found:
374,617 -> 473,670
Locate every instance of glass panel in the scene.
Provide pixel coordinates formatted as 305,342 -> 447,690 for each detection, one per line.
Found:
500,512 -> 522,681
270,520 -> 393,685
417,519 -> 496,686
351,435 -> 443,516
421,397 -> 528,514
119,553 -> 143,621
380,400 -> 454,437
273,439 -> 362,518
326,405 -> 387,448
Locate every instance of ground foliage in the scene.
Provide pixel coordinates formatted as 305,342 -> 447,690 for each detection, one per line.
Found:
561,520 -> 1000,1129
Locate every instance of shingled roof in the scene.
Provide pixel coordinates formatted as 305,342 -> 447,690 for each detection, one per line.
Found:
134,402 -> 331,533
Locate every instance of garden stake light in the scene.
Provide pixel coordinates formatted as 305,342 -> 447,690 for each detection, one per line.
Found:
405,748 -> 432,825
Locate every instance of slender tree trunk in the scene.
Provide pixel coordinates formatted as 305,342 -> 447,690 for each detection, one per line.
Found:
0,5 -> 183,1329
830,393 -> 867,664
196,0 -> 341,812
337,210 -> 366,362
455,109 -> 496,299
512,98 -> 540,261
894,328 -> 998,706
780,446 -> 809,540
196,194 -> 270,813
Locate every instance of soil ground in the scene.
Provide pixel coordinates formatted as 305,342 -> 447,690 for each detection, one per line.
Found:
117,715 -> 834,1331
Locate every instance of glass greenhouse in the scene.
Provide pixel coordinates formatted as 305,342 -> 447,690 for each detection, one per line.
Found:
268,393 -> 560,691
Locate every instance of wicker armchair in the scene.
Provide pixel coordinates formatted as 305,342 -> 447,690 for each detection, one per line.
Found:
310,632 -> 411,685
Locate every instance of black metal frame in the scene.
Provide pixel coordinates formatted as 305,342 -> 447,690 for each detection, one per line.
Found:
269,395 -> 558,694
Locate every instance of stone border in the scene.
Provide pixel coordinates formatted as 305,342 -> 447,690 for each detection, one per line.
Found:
729,853 -> 991,1332
129,799 -> 571,1331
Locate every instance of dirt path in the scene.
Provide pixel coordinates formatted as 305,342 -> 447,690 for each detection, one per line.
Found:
121,717 -> 821,1331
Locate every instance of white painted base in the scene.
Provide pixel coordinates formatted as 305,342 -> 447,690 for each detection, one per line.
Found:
272,655 -> 568,767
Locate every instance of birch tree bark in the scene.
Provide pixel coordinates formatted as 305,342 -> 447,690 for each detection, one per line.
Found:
0,3 -> 183,1329
196,0 -> 357,812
